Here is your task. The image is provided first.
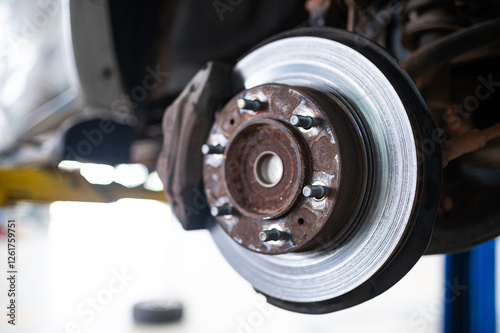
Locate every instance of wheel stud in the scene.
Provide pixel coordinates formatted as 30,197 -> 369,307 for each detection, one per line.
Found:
237,98 -> 262,111
302,185 -> 326,199
201,144 -> 224,155
259,228 -> 283,242
290,115 -> 314,129
211,204 -> 232,217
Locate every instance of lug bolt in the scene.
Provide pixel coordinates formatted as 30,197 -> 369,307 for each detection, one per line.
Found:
290,115 -> 314,129
259,228 -> 283,242
201,144 -> 224,155
237,98 -> 261,111
302,185 -> 326,199
211,204 -> 233,217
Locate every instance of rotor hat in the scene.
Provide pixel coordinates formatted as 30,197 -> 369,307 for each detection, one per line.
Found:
204,83 -> 366,254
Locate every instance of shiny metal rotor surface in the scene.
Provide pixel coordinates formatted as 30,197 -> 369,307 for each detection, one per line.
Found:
209,29 -> 440,311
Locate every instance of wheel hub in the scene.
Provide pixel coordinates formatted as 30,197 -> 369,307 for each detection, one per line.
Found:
225,116 -> 306,221
203,83 -> 367,254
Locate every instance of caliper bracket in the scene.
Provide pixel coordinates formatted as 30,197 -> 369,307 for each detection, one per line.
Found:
157,61 -> 241,230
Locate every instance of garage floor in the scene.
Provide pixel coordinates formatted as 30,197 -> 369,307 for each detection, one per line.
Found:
0,199 -> 493,333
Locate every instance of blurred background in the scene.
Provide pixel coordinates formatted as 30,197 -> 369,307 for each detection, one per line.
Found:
0,199 -> 468,333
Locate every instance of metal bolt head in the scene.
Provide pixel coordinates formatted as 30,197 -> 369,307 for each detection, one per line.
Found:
259,228 -> 283,242
237,98 -> 261,111
201,144 -> 224,155
211,205 -> 232,217
302,185 -> 326,199
290,115 -> 314,129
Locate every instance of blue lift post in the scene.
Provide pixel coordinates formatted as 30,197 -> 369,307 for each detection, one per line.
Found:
444,239 -> 497,333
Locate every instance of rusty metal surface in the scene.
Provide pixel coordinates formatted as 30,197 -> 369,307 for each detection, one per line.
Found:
442,123 -> 500,167
399,18 -> 500,79
203,83 -> 366,254
400,0 -> 469,51
157,61 -> 240,230
224,118 -> 307,220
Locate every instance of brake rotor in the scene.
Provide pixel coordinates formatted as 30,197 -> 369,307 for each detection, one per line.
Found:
203,28 -> 442,313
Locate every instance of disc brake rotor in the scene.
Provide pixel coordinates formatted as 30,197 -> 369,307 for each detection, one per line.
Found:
202,28 -> 441,313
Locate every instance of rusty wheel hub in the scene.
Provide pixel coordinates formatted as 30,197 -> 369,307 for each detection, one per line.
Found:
203,83 -> 367,254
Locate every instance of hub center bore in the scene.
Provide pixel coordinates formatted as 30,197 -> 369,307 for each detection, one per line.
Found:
223,117 -> 306,220
254,151 -> 284,188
